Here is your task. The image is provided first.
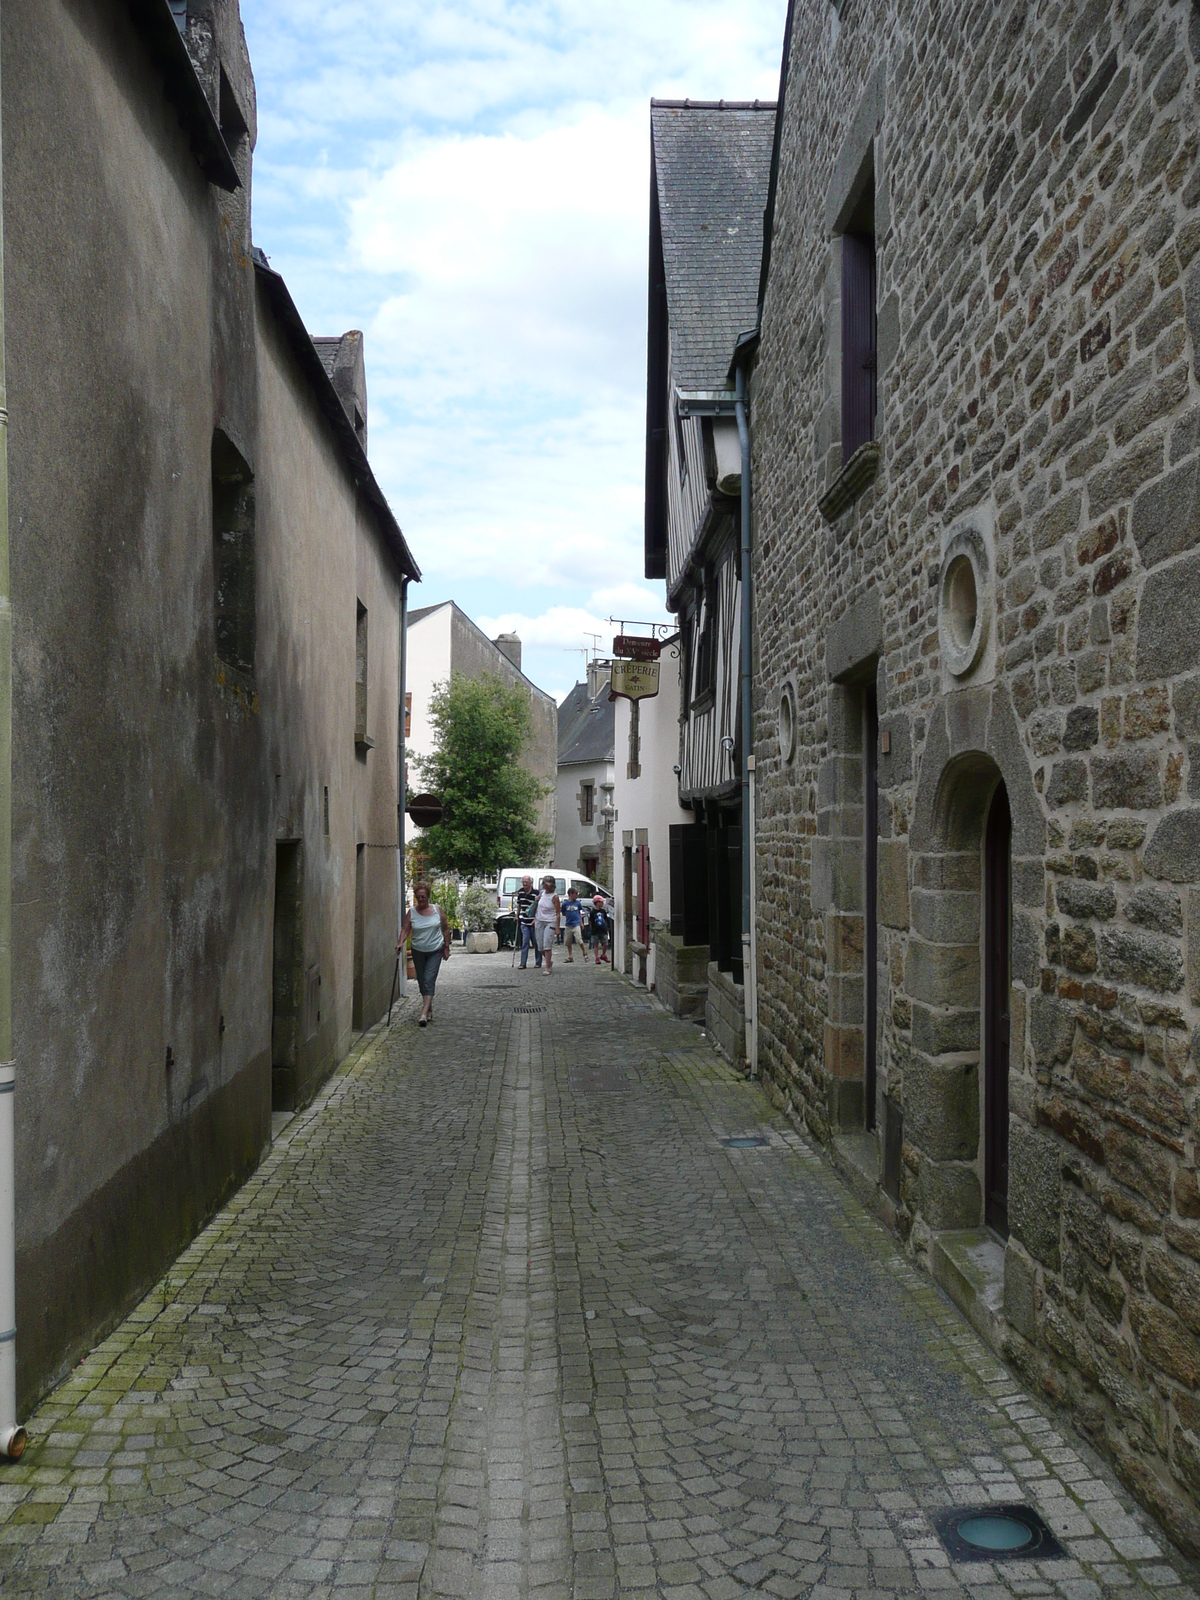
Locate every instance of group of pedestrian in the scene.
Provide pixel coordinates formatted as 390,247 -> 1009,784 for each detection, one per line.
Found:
396,873 -> 612,1026
513,875 -> 610,972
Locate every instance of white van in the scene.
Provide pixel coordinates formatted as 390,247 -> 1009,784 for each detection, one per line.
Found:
494,868 -> 612,938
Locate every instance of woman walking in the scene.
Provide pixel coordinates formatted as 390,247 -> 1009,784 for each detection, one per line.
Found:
397,881 -> 451,1026
534,875 -> 561,974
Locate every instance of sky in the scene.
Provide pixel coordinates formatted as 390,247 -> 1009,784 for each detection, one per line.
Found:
241,0 -> 788,702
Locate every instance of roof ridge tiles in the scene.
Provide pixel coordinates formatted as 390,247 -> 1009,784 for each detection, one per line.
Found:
650,98 -> 777,110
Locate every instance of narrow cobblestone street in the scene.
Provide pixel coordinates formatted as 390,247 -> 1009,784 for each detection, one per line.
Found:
0,957 -> 1194,1600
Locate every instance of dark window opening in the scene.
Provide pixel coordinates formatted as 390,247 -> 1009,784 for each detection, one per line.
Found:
694,571 -> 718,703
674,406 -> 688,486
840,170 -> 877,463
679,602 -> 694,716
353,843 -> 366,1031
580,781 -> 594,826
323,785 -> 330,837
271,841 -> 304,1111
355,602 -> 368,744
212,428 -> 255,678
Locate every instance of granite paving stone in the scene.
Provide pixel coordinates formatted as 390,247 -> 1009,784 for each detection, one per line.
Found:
0,954 -> 1193,1597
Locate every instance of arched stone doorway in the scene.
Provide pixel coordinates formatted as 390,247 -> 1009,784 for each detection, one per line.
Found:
904,687 -> 1044,1237
983,781 -> 1011,1238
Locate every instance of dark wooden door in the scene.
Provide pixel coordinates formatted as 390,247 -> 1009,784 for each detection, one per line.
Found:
984,782 -> 1012,1237
669,823 -> 709,946
727,825 -> 742,985
864,690 -> 878,1132
636,845 -> 650,946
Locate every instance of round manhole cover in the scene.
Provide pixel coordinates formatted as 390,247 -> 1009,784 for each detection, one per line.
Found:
721,1135 -> 768,1149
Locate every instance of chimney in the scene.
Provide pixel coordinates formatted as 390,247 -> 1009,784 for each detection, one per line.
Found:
493,632 -> 521,671
587,658 -> 611,698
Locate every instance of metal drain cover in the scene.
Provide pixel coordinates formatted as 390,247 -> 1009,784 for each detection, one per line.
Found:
512,1005 -> 544,1014
933,1504 -> 1066,1562
721,1135 -> 768,1148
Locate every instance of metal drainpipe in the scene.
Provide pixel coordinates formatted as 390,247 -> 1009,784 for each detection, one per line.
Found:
0,48 -> 26,1459
396,578 -> 408,992
734,363 -> 756,1077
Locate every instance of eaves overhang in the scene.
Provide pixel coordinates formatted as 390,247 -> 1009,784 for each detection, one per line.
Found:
675,389 -> 737,417
253,249 -> 421,583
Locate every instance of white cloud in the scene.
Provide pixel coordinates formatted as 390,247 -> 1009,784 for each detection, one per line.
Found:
241,0 -> 787,637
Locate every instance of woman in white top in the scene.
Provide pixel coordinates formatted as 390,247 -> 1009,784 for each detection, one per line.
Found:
533,875 -> 561,974
397,882 -> 451,1026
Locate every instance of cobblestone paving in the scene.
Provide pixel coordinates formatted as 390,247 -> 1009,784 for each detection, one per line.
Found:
0,955 -> 1196,1599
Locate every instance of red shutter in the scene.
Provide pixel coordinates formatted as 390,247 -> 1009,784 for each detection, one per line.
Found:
841,231 -> 877,461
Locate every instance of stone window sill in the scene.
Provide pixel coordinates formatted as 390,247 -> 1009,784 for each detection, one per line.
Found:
818,439 -> 882,523
355,734 -> 376,753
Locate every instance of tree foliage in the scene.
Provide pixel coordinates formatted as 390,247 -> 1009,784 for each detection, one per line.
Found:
414,673 -> 549,878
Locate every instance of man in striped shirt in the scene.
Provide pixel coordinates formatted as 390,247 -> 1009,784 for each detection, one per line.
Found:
515,876 -> 542,969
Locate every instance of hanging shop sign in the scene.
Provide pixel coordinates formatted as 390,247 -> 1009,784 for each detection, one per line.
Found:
406,793 -> 444,828
612,635 -> 661,661
609,659 -> 661,701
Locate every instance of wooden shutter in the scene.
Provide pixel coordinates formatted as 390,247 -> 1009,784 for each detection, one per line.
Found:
669,823 -> 709,946
841,231 -> 877,461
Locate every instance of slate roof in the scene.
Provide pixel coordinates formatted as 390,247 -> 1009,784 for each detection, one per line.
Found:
407,602 -> 449,627
650,100 -> 776,393
557,682 -> 615,767
312,337 -> 342,379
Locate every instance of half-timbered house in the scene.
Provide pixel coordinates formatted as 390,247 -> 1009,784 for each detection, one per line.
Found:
643,98 -> 774,1060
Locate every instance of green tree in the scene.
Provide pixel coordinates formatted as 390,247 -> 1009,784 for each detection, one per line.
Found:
415,673 -> 549,877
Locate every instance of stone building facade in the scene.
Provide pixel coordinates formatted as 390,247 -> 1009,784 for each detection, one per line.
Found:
750,0 -> 1200,1552
556,660 -> 615,887
5,0 -> 418,1414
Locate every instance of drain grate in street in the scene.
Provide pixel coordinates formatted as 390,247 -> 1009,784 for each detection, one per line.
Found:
932,1505 -> 1066,1562
721,1135 -> 768,1148
512,1005 -> 545,1014
569,1065 -> 626,1092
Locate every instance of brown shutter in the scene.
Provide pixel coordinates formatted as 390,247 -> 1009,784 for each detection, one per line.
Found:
841,231 -> 877,461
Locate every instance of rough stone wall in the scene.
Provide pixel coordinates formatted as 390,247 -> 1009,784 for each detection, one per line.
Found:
752,0 -> 1200,1551
706,964 -> 747,1066
653,930 -> 709,1018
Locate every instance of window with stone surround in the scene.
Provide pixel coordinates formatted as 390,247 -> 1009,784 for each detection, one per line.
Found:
840,173 -> 877,463
211,428 -> 255,680
579,780 -> 594,826
355,602 -> 368,745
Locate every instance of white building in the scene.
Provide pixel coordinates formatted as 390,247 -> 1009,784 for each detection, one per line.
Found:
405,602 -> 557,847
555,661 -> 615,887
612,636 -> 709,1019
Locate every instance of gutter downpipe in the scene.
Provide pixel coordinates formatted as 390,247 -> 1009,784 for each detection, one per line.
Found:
0,43 -> 25,1459
396,579 -> 408,993
734,359 -> 757,1079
